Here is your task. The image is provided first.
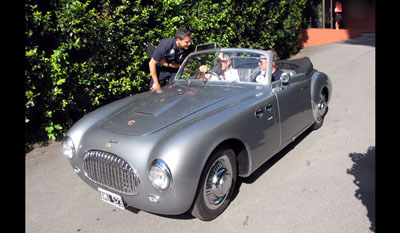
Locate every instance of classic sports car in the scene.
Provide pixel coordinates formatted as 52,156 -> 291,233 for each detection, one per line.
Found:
62,46 -> 332,221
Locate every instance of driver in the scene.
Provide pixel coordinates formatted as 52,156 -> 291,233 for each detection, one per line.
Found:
198,52 -> 239,82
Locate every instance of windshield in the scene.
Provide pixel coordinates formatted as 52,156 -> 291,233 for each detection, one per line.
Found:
176,50 -> 269,84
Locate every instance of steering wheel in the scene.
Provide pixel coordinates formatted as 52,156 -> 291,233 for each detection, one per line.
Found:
206,70 -> 221,80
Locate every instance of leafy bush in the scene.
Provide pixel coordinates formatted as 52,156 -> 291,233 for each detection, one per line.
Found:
25,0 -> 307,147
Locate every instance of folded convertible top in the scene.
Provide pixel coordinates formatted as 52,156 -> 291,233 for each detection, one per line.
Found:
278,57 -> 314,74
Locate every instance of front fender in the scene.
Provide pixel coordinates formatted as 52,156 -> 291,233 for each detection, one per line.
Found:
67,95 -> 140,149
149,91 -> 260,213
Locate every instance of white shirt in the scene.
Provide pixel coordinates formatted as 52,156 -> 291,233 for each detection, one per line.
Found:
209,68 -> 240,82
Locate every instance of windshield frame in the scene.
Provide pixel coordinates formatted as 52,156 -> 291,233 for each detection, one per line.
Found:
175,48 -> 273,87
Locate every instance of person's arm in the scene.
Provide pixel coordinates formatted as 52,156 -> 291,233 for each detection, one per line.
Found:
149,38 -> 173,90
158,58 -> 181,69
149,57 -> 181,91
169,63 -> 181,69
149,58 -> 161,90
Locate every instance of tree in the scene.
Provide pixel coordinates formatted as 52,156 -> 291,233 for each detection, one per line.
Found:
25,0 -> 308,148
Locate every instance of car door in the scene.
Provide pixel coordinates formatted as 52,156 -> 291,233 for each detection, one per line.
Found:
244,91 -> 281,171
273,73 -> 313,145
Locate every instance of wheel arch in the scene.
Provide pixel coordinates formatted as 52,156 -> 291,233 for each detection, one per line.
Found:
190,138 -> 246,220
321,86 -> 330,103
209,138 -> 250,178
311,72 -> 332,122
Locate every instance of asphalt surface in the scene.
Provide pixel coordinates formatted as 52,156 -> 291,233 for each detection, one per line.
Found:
26,33 -> 375,233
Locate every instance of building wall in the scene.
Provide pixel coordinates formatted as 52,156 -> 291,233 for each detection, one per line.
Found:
299,0 -> 375,47
342,0 -> 375,31
300,28 -> 362,47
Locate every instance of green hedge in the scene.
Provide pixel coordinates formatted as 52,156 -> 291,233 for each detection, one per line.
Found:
25,0 -> 307,147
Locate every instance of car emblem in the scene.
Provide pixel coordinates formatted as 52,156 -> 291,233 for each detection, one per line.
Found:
127,120 -> 135,126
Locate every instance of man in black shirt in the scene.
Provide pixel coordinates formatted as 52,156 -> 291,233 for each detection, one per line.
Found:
253,51 -> 283,83
149,28 -> 193,91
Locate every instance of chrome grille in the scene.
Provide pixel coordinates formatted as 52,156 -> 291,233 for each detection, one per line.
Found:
83,150 -> 140,195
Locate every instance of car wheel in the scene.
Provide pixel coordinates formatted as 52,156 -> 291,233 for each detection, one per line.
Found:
312,92 -> 328,130
191,147 -> 237,221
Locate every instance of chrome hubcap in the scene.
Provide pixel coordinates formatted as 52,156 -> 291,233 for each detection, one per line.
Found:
212,168 -> 232,197
317,94 -> 327,121
204,155 -> 233,209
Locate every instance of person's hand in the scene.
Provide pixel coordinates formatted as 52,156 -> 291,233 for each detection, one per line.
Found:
199,65 -> 209,73
151,82 -> 161,91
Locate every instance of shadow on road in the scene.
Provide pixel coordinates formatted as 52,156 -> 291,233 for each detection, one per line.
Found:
347,146 -> 376,232
340,33 -> 375,47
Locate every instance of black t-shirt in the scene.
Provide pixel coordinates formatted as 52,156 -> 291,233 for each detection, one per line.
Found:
152,38 -> 193,67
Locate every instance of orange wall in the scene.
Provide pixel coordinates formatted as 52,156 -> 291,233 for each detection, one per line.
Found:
300,28 -> 362,47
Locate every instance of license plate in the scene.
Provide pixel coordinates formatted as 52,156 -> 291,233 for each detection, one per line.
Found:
98,188 -> 125,210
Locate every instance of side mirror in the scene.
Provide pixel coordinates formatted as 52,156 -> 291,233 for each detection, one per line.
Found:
281,73 -> 290,84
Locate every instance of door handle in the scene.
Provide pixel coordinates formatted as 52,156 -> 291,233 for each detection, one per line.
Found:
255,107 -> 263,119
256,104 -> 274,119
265,104 -> 274,121
265,103 -> 273,113
255,108 -> 264,119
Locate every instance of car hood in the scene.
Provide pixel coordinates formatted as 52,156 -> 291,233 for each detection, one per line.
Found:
100,83 -> 247,136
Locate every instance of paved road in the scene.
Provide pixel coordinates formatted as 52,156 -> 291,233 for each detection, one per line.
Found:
26,34 -> 375,233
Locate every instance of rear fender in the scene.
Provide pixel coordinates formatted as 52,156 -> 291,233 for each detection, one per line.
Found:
311,71 -> 332,121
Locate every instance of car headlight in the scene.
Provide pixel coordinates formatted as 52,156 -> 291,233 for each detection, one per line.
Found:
61,136 -> 75,159
148,159 -> 172,191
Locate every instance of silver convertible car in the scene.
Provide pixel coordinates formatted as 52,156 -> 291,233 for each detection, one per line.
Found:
62,46 -> 332,221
